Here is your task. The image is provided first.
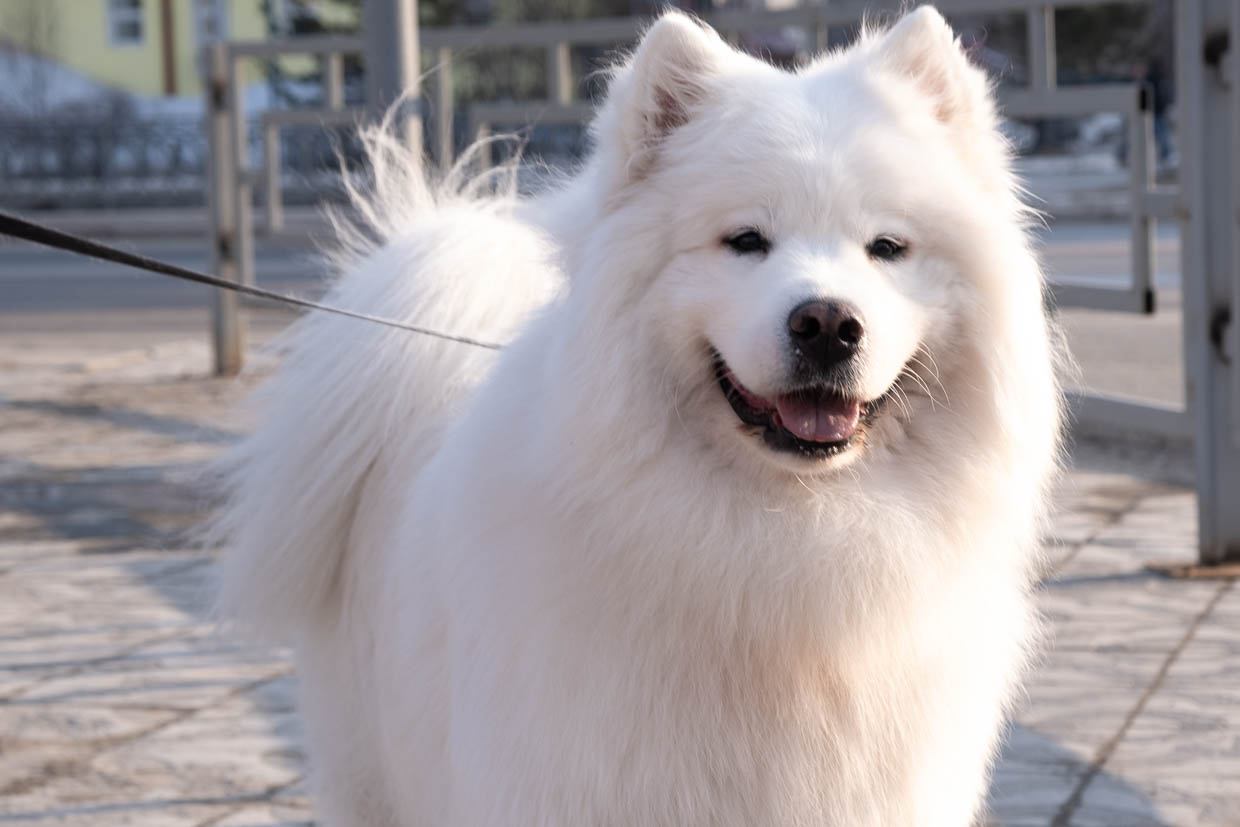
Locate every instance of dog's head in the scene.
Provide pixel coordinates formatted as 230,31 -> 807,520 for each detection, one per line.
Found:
578,7 -> 1034,475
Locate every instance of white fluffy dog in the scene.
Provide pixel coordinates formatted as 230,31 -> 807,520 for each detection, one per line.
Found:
214,7 -> 1062,825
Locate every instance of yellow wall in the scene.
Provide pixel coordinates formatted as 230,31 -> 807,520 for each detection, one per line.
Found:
0,0 -> 360,99
1,0 -> 166,96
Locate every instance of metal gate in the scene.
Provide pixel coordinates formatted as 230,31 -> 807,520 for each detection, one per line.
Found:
204,0 -> 1239,564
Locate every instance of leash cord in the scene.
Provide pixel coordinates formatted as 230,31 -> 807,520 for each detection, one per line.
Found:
0,210 -> 503,351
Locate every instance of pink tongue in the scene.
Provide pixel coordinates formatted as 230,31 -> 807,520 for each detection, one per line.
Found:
773,393 -> 861,443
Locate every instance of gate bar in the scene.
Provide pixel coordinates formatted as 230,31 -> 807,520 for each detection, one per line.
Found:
364,0 -> 422,155
1178,0 -> 1240,563
206,42 -> 245,376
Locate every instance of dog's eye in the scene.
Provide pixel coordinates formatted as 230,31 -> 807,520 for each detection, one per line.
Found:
724,229 -> 772,256
866,236 -> 907,262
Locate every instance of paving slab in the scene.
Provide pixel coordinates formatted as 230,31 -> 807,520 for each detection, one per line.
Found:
0,333 -> 1234,827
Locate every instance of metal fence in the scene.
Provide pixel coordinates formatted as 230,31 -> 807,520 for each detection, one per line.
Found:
0,111 -> 203,209
206,2 -> 1170,339
0,112 -> 365,210
204,0 -> 1237,565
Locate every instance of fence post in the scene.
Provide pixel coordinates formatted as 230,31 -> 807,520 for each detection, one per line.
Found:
1128,83 -> 1157,314
206,42 -> 245,376
548,41 -> 573,106
263,122 -> 283,234
325,52 -> 346,110
1177,0 -> 1240,564
435,46 -> 454,169
364,0 -> 422,155
229,56 -> 256,292
1229,0 -> 1240,444
1027,5 -> 1056,91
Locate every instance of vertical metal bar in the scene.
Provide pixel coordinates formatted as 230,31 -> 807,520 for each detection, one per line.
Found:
325,51 -> 345,110
1177,0 -> 1240,563
1177,0 -> 1209,560
364,0 -> 422,156
1027,4 -> 1056,90
812,6 -> 827,54
158,0 -> 178,95
1230,0 -> 1240,440
435,46 -> 454,170
229,55 -> 255,289
1129,85 -> 1157,314
263,122 -> 284,234
324,52 -> 345,230
548,41 -> 573,106
206,42 -> 245,376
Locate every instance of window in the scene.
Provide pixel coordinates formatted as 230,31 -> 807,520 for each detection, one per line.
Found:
106,0 -> 145,46
194,0 -> 228,46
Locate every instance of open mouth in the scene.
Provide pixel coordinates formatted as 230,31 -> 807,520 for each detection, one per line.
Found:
713,352 -> 888,459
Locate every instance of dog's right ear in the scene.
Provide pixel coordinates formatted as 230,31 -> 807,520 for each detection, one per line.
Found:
603,12 -> 731,179
867,6 -> 994,132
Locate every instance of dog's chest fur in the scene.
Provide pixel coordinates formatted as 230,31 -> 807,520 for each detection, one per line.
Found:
390,453 -> 1030,826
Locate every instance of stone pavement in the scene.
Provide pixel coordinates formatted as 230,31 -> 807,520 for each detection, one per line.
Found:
0,334 -> 1235,827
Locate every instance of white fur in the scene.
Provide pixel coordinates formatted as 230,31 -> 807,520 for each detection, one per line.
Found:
213,7 -> 1063,825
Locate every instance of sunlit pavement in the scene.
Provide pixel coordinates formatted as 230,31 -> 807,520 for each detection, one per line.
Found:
0,252 -> 1234,826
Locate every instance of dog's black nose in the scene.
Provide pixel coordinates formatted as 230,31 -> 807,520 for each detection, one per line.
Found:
787,300 -> 864,371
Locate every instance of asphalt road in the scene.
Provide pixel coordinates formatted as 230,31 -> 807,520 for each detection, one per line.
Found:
0,238 -> 330,314
0,221 -> 1186,406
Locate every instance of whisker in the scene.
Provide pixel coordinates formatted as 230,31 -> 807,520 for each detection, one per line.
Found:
891,384 -> 913,421
901,368 -> 939,410
908,348 -> 950,407
793,473 -> 825,500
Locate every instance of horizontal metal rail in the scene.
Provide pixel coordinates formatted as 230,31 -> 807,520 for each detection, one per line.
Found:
469,101 -> 594,128
1002,85 -> 1141,118
1004,83 -> 1161,317
262,108 -> 364,127
1067,390 -> 1191,440
1050,283 -> 1154,314
229,34 -> 363,58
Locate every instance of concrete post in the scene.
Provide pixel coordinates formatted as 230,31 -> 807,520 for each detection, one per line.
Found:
364,0 -> 422,156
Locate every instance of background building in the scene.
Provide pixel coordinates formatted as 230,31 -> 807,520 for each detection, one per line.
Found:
0,0 -> 359,100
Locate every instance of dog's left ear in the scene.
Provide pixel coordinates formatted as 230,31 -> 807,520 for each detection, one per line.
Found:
869,6 -> 993,129
603,12 -> 733,178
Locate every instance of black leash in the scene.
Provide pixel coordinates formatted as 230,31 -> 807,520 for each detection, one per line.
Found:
0,210 -> 503,351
